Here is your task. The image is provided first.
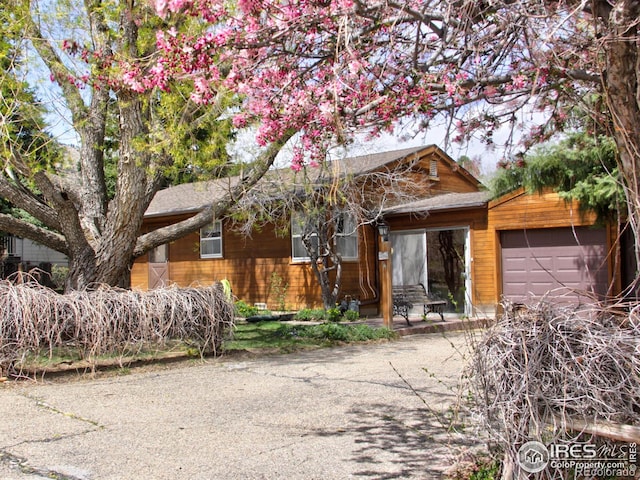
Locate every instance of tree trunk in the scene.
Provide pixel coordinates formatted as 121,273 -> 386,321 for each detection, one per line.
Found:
303,223 -> 343,310
64,245 -> 97,291
605,1 -> 640,275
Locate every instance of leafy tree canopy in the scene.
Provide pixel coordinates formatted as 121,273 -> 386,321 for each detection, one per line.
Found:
0,6 -> 62,228
490,133 -> 625,222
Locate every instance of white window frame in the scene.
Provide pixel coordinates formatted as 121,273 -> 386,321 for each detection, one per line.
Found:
291,215 -> 317,262
291,212 -> 359,262
334,211 -> 359,261
200,220 -> 223,258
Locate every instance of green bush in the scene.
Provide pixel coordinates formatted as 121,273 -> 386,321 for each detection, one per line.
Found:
293,308 -> 326,321
277,323 -> 396,342
343,309 -> 360,322
325,307 -> 342,323
470,461 -> 499,480
234,300 -> 259,318
294,307 -> 359,322
316,322 -> 348,340
51,265 -> 68,291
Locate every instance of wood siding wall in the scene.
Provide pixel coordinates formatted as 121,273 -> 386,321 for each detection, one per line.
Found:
133,188 -> 619,318
132,218 -> 380,310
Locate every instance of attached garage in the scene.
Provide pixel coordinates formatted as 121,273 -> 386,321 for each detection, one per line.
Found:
500,227 -> 609,304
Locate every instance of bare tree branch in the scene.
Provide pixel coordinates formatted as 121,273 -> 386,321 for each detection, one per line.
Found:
0,213 -> 67,253
132,132 -> 295,258
0,174 -> 61,231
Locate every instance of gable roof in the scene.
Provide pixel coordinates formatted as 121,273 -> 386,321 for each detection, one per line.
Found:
332,145 -> 426,174
144,145 -> 481,218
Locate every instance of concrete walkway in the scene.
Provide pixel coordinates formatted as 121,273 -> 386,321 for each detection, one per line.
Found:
361,312 -> 492,336
0,331 -> 484,480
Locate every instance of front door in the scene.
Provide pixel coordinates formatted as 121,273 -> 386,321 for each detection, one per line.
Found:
426,228 -> 470,315
391,227 -> 470,315
148,244 -> 169,289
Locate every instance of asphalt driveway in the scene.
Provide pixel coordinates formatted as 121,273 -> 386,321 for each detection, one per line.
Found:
0,331 -> 482,479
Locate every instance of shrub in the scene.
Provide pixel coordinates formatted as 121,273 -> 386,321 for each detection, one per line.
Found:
342,309 -> 360,322
51,265 -> 68,291
234,300 -> 260,318
325,307 -> 342,322
316,322 -> 348,340
293,308 -> 326,321
269,271 -> 288,311
277,323 -> 396,342
294,307 -> 359,322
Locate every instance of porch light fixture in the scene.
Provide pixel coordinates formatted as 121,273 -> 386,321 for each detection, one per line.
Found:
377,221 -> 390,242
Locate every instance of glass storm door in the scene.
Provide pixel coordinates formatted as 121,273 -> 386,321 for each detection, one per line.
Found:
390,231 -> 427,287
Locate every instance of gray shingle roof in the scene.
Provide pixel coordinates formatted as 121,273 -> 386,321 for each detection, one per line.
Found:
384,191 -> 490,215
144,178 -> 239,218
145,146 -> 436,218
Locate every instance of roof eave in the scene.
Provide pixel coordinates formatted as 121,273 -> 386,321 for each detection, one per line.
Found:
144,206 -> 205,219
385,200 -> 488,216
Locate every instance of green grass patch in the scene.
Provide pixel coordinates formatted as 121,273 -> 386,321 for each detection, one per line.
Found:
15,340 -> 201,372
14,322 -> 397,375
223,321 -> 397,353
293,307 -> 360,322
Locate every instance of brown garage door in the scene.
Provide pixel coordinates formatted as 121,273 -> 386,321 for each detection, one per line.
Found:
501,227 -> 608,304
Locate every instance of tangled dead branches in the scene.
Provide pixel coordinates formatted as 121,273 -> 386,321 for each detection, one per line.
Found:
469,300 -> 640,479
0,277 -> 234,377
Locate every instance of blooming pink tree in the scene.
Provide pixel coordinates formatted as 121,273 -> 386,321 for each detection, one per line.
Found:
147,0 -> 640,267
0,0 -> 292,290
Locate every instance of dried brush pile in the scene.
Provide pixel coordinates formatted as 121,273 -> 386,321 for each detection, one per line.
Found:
0,279 -> 234,376
469,300 -> 640,479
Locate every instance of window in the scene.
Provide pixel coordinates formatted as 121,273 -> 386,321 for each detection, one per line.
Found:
291,212 -> 358,262
335,212 -> 358,260
200,220 -> 223,258
149,243 -> 168,263
291,215 -> 317,262
429,159 -> 438,178
1,236 -> 16,257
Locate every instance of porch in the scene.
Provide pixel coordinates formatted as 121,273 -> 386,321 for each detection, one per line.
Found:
358,312 -> 492,337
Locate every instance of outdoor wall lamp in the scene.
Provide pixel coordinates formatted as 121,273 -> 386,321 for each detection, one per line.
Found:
377,221 -> 390,242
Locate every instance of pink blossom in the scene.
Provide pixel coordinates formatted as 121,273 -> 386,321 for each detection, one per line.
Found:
445,81 -> 456,96
136,0 -> 557,157
484,85 -> 498,97
167,0 -> 188,12
122,67 -> 145,92
290,150 -> 304,171
154,0 -> 168,18
511,74 -> 527,89
336,0 -> 354,8
232,114 -> 249,129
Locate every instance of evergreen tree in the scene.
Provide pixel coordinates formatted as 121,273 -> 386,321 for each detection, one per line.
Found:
490,133 -> 624,223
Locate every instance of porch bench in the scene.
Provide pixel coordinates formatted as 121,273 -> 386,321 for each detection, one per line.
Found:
392,284 -> 447,326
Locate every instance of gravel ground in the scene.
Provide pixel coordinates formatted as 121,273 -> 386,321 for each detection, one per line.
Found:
0,331 -> 485,480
